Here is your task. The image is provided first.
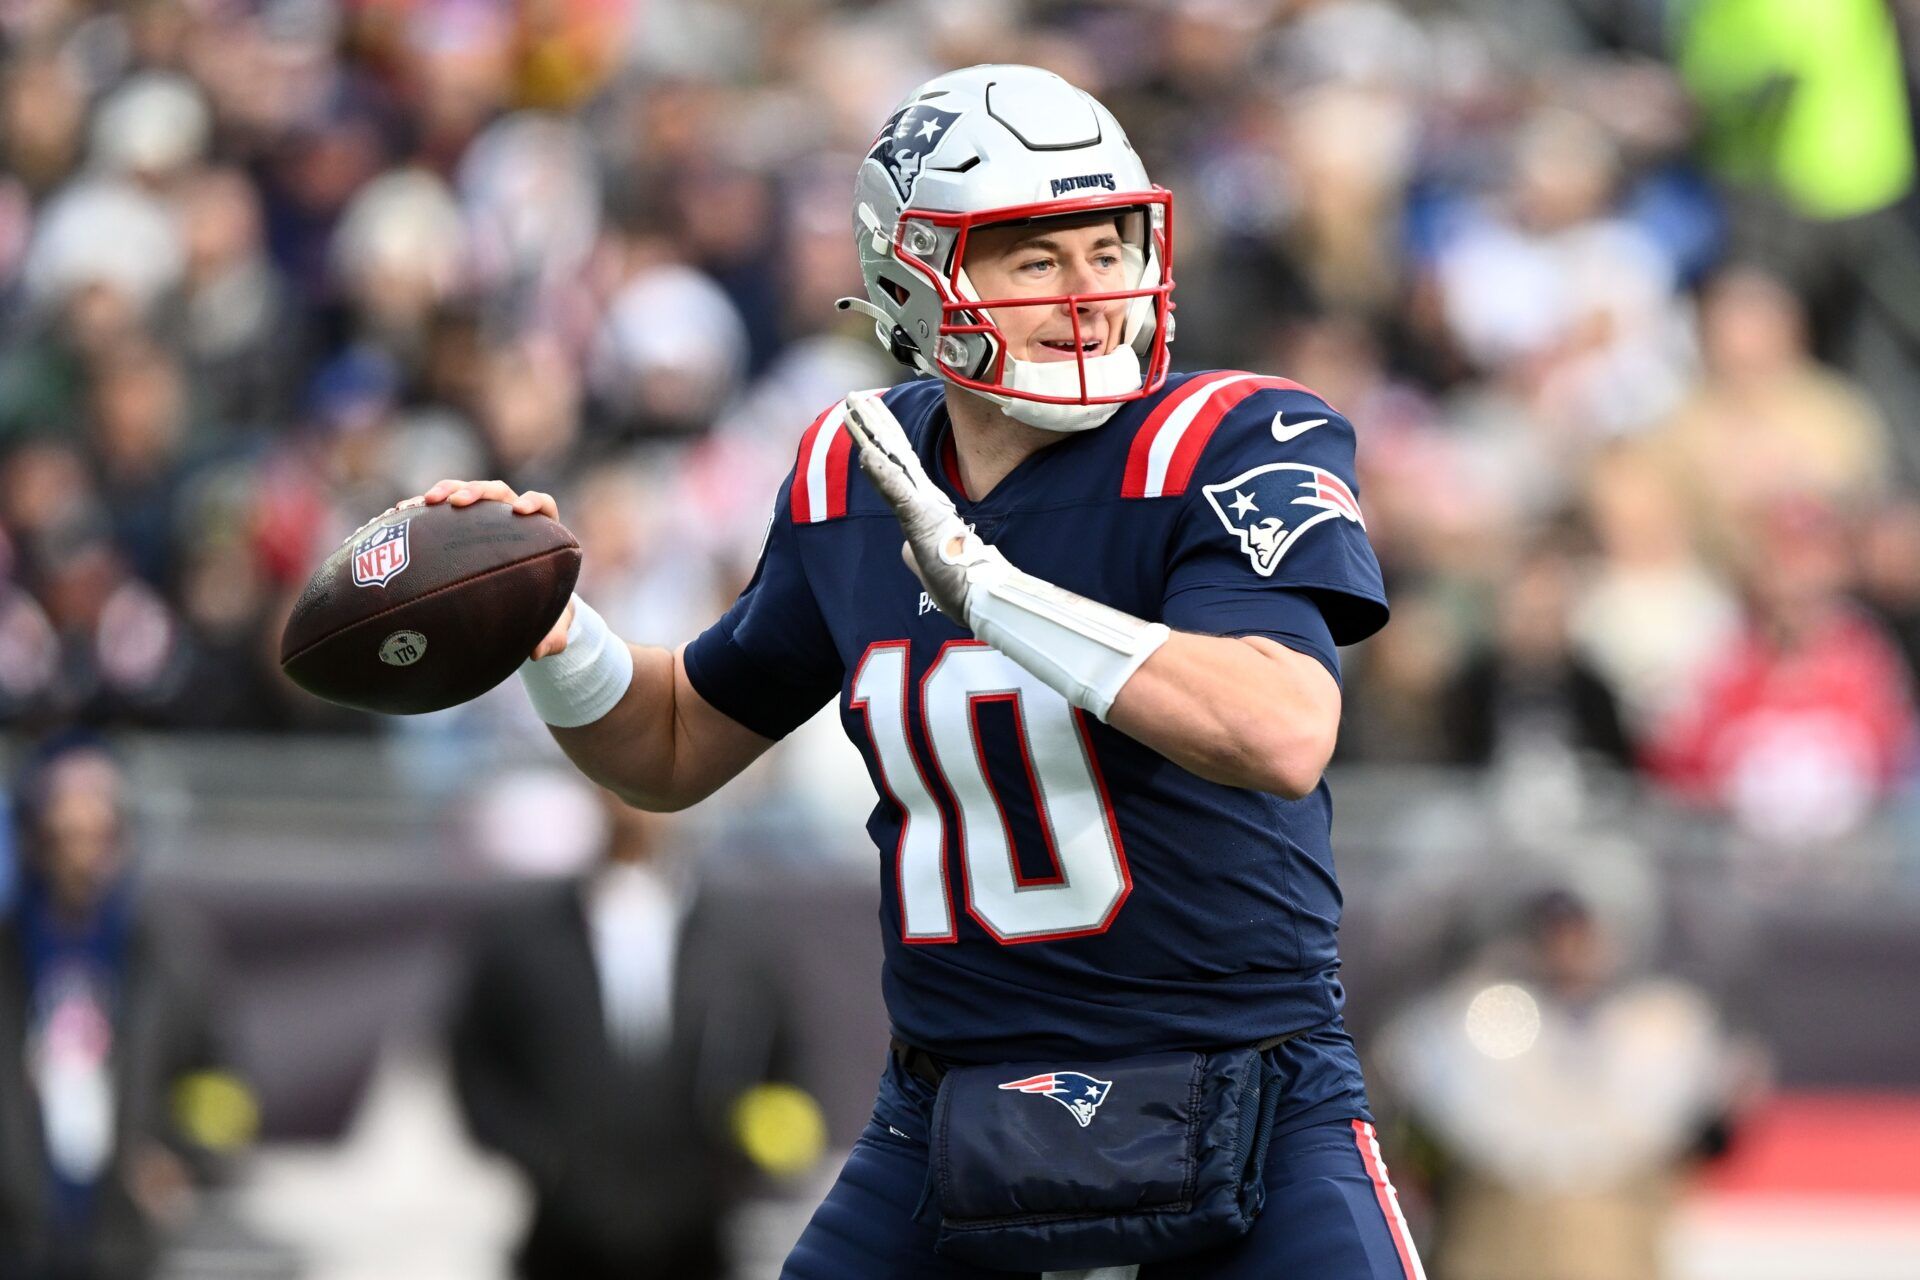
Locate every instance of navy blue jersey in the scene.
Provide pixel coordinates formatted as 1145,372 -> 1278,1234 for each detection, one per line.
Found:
686,371 -> 1388,1064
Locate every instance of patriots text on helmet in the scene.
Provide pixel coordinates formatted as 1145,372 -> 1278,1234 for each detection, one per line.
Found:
1049,172 -> 1118,198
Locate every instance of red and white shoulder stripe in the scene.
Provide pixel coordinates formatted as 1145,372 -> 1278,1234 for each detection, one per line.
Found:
788,396 -> 868,524
1352,1120 -> 1427,1280
1121,371 -> 1320,499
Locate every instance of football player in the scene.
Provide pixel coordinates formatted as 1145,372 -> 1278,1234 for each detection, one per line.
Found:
419,64 -> 1421,1280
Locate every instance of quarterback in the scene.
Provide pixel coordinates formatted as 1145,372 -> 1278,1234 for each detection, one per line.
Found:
419,65 -> 1421,1280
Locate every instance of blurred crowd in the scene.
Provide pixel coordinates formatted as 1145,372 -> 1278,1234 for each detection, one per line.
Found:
10,3 -> 1920,1274
1,0 -> 1918,855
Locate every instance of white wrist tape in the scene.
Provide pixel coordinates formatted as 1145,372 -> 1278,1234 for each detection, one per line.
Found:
518,594 -> 634,728
964,566 -> 1170,723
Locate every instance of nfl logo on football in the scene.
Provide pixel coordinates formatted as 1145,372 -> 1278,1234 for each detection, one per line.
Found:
353,521 -> 411,588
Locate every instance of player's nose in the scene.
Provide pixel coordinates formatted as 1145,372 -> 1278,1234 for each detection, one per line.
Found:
1057,287 -> 1100,326
1058,256 -> 1102,299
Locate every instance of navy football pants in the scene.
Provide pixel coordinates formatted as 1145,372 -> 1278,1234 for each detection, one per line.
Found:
782,1101 -> 1425,1279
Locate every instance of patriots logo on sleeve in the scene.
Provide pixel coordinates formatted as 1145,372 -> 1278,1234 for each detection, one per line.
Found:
1202,463 -> 1365,577
998,1071 -> 1114,1128
867,104 -> 963,201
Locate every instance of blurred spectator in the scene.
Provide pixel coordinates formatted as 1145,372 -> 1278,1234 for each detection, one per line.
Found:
153,168 -> 307,435
1643,500 -> 1918,845
449,787 -> 815,1280
568,461 -> 725,649
1,441 -> 105,582
329,169 -> 469,364
677,162 -> 785,373
164,533 -> 291,733
1337,586 -> 1464,765
1569,444 -> 1742,741
1,48 -> 86,200
24,182 -> 183,321
88,72 -> 210,189
33,535 -> 194,730
0,177 -> 181,444
588,261 -> 749,441
1281,38 -> 1422,319
390,2 -> 516,171
457,112 -> 601,323
87,342 -> 191,590
0,734 -> 252,1280
1647,265 -> 1892,567
1378,883 -> 1760,1280
1429,106 -> 1691,439
474,335 -> 580,493
1442,540 -> 1631,771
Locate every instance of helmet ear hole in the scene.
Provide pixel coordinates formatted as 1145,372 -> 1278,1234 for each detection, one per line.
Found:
878,276 -> 912,305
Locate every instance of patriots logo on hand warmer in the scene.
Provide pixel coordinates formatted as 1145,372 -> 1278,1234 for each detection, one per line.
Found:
998,1071 -> 1113,1128
1201,463 -> 1365,577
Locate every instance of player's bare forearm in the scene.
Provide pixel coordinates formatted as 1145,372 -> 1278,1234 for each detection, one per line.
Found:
1106,632 -> 1340,800
548,643 -> 775,811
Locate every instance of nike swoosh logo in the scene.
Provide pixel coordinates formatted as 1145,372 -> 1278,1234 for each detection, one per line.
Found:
1272,412 -> 1329,443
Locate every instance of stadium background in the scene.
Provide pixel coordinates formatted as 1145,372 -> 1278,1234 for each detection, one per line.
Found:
2,0 -> 1919,1276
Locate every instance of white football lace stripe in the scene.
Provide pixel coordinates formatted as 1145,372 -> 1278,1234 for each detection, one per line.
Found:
1142,372 -> 1264,497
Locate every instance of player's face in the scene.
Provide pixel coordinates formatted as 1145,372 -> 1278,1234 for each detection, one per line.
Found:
962,218 -> 1132,365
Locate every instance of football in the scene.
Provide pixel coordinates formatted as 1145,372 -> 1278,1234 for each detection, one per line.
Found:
280,500 -> 581,715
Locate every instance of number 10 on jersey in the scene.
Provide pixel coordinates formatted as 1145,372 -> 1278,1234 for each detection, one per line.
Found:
850,641 -> 1132,944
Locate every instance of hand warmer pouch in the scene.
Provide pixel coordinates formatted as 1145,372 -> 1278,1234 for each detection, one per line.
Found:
924,1043 -> 1283,1272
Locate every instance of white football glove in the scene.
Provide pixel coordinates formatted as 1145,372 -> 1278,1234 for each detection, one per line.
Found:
841,390 -> 1168,722
843,390 -> 1011,624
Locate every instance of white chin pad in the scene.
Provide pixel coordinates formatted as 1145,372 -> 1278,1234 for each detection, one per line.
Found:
993,345 -> 1143,432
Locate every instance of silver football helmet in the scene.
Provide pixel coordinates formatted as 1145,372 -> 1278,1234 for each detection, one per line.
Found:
839,64 -> 1175,433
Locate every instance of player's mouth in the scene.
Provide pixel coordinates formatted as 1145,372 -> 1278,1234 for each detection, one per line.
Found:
1033,336 -> 1104,361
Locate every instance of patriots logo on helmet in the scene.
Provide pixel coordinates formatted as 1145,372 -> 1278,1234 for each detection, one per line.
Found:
1202,463 -> 1365,578
351,520 -> 411,588
867,104 -> 963,201
997,1071 -> 1113,1128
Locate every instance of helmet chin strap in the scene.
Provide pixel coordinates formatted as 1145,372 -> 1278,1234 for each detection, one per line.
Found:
835,295 -> 893,329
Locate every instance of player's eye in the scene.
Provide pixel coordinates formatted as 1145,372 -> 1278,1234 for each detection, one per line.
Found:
1016,256 -> 1055,275
1093,253 -> 1121,272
